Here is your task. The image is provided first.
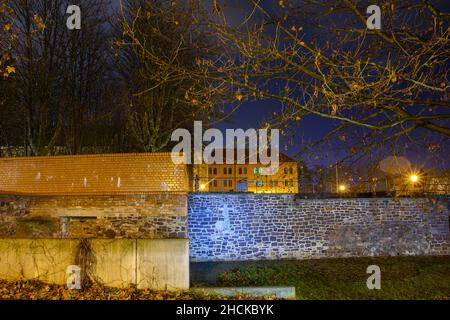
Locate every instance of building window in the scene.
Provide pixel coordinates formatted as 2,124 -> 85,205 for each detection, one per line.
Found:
254,180 -> 258,186
270,180 -> 273,187
284,168 -> 288,174
213,180 -> 217,187
244,168 -> 247,174
285,180 -> 288,187
213,168 -> 217,175
229,180 -> 233,187
223,168 -> 227,175
208,168 -> 212,175
274,180 -> 278,187
290,179 -> 294,187
223,180 -> 227,187
289,167 -> 293,175
254,167 -> 263,175
238,167 -> 242,175
259,180 -> 264,187
228,168 -> 232,175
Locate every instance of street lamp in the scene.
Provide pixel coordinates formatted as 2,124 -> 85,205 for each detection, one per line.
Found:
199,184 -> 206,191
409,175 -> 419,183
339,184 -> 347,192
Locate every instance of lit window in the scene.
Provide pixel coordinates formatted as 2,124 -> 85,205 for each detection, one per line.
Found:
254,167 -> 258,174
259,168 -> 263,175
259,180 -> 264,187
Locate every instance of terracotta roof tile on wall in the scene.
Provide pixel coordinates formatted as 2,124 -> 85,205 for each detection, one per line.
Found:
0,153 -> 188,195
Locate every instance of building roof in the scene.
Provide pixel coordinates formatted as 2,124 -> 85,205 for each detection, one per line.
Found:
0,153 -> 188,196
205,149 -> 297,164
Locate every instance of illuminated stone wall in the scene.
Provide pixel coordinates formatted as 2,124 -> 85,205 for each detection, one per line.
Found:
0,153 -> 190,289
0,199 -> 189,289
0,194 -> 187,239
188,194 -> 450,261
2,193 -> 449,259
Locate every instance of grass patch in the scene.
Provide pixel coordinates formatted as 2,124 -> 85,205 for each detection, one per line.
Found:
216,256 -> 450,300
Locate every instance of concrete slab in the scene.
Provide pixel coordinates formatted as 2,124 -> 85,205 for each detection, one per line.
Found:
137,239 -> 189,290
91,239 -> 136,288
192,287 -> 296,299
0,239 -> 190,291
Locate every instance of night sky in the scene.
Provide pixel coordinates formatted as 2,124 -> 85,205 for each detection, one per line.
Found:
108,0 -> 449,170
211,1 -> 450,170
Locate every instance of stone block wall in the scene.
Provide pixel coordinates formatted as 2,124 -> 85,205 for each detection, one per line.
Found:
0,194 -> 187,239
188,194 -> 450,261
0,152 -> 191,289
2,193 -> 450,261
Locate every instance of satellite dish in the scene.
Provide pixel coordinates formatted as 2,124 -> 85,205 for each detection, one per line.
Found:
379,156 -> 411,175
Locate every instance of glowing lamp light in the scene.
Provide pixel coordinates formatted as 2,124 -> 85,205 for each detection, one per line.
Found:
339,185 -> 347,192
199,184 -> 206,191
410,175 -> 419,183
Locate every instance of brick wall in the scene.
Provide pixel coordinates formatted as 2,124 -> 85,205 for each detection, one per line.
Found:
0,194 -> 187,239
188,194 -> 450,261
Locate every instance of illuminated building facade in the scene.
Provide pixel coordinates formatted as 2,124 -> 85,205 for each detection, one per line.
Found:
191,150 -> 299,193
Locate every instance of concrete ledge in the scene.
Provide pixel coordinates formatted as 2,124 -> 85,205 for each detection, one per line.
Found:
191,287 -> 296,299
0,238 -> 189,290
